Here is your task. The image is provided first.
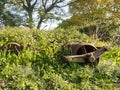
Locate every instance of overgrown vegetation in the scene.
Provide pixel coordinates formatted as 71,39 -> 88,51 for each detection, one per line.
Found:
0,27 -> 120,90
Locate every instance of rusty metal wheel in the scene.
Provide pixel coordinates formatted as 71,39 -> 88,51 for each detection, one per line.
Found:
5,42 -> 23,54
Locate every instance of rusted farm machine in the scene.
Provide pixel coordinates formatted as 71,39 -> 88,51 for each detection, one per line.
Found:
62,42 -> 110,67
0,42 -> 110,67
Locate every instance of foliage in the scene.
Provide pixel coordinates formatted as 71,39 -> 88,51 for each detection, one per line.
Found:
0,0 -> 25,28
58,0 -> 120,41
0,27 -> 120,90
9,0 -> 69,29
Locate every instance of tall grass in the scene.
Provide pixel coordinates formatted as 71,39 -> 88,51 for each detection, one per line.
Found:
0,27 -> 120,90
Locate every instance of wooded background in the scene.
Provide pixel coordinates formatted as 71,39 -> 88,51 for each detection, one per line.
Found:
1,0 -> 120,43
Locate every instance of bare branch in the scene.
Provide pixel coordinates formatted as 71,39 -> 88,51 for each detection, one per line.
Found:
32,0 -> 38,7
42,0 -> 48,10
45,0 -> 64,12
26,0 -> 31,7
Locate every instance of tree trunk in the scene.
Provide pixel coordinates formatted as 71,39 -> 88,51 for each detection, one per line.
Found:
28,11 -> 33,29
37,19 -> 43,29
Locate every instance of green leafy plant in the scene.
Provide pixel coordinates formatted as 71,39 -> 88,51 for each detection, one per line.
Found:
0,27 -> 120,90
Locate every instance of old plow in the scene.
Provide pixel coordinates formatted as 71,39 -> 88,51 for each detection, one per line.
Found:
62,43 -> 110,67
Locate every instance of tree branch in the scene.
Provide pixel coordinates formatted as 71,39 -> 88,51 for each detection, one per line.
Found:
42,0 -> 48,10
32,0 -> 38,8
21,0 -> 28,10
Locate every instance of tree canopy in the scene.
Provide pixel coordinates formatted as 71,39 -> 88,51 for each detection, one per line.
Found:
1,0 -> 120,33
58,0 -> 120,41
0,0 -> 70,29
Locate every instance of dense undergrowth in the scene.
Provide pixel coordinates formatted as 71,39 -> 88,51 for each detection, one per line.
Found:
0,27 -> 120,90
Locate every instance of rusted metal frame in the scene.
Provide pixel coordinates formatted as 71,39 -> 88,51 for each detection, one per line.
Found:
63,46 -> 109,63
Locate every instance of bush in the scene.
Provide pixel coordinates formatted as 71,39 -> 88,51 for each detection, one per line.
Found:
0,27 -> 120,90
